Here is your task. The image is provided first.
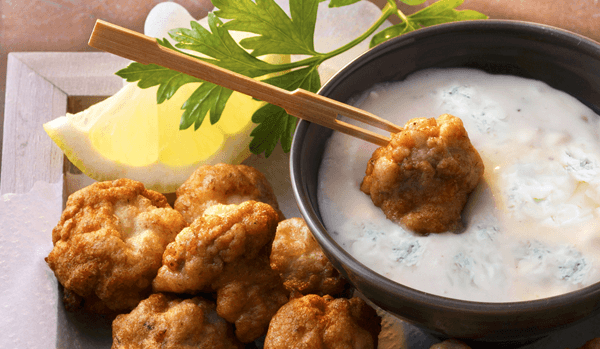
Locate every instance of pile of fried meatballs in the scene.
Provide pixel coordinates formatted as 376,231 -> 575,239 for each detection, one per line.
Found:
45,114 -> 600,348
45,163 -> 380,348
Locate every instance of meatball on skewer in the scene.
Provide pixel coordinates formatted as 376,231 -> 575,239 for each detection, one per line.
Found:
361,114 -> 484,234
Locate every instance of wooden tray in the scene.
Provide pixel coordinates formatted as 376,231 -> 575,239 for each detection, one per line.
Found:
2,52 -> 129,196
5,51 -> 600,349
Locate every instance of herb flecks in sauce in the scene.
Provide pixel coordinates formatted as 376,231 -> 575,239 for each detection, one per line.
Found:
318,68 -> 600,302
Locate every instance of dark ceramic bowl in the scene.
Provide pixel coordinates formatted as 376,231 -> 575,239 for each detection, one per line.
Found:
290,20 -> 600,343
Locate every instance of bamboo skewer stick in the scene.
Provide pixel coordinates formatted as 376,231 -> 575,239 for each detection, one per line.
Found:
88,19 -> 402,147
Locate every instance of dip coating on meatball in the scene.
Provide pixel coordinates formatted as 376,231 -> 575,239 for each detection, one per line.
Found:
111,293 -> 243,349
45,179 -> 187,313
174,163 -> 283,224
264,294 -> 381,349
270,218 -> 347,296
153,201 -> 288,343
361,114 -> 484,234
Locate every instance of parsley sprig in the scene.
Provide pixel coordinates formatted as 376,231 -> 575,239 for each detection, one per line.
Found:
116,0 -> 486,157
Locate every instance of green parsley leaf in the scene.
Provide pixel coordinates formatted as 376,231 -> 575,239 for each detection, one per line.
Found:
118,13 -> 296,136
249,104 -> 296,157
212,0 -> 319,56
179,83 -> 235,130
250,66 -> 321,156
261,66 -> 321,92
208,0 -> 323,156
398,0 -> 429,5
169,14 -> 283,77
116,0 -> 486,158
116,63 -> 202,104
117,59 -> 235,131
407,0 -> 487,26
370,0 -> 487,47
115,38 -> 208,104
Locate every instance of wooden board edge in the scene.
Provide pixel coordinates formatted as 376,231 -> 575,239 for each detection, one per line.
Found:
1,52 -> 129,195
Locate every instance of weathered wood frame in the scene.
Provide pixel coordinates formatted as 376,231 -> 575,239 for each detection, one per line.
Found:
2,52 -> 130,195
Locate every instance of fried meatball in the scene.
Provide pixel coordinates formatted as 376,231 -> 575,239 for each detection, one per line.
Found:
45,179 -> 187,313
361,114 -> 484,234
153,201 -> 289,343
214,256 -> 289,343
264,294 -> 381,349
153,201 -> 279,294
174,164 -> 283,224
270,218 -> 347,296
430,339 -> 472,349
111,293 -> 243,349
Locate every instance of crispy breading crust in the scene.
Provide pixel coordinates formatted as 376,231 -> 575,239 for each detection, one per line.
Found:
214,256 -> 290,343
153,201 -> 280,293
264,294 -> 381,349
270,218 -> 347,296
174,164 -> 283,224
111,293 -> 243,349
361,114 -> 484,234
153,201 -> 289,343
45,179 -> 187,313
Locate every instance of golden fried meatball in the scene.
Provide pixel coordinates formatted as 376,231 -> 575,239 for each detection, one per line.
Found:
270,218 -> 347,296
111,293 -> 243,349
429,339 -> 472,349
174,164 -> 283,224
153,201 -> 289,343
361,114 -> 484,234
264,294 -> 381,349
153,201 -> 279,293
214,256 -> 289,343
45,179 -> 187,313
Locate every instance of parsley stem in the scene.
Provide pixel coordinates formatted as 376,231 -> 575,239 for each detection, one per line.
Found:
394,6 -> 419,32
320,1 -> 397,60
261,1 -> 398,72
395,7 -> 410,25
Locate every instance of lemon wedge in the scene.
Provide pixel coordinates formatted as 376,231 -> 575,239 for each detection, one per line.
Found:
44,13 -> 288,193
44,81 -> 266,193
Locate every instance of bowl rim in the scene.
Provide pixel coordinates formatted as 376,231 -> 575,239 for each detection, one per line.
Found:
290,19 -> 600,315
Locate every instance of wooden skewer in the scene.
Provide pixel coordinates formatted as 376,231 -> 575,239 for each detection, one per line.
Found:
88,19 -> 402,146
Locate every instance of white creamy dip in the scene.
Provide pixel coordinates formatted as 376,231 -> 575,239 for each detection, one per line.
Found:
317,68 -> 600,302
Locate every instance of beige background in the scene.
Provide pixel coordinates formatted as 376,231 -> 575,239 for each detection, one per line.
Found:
1,0 -> 599,170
